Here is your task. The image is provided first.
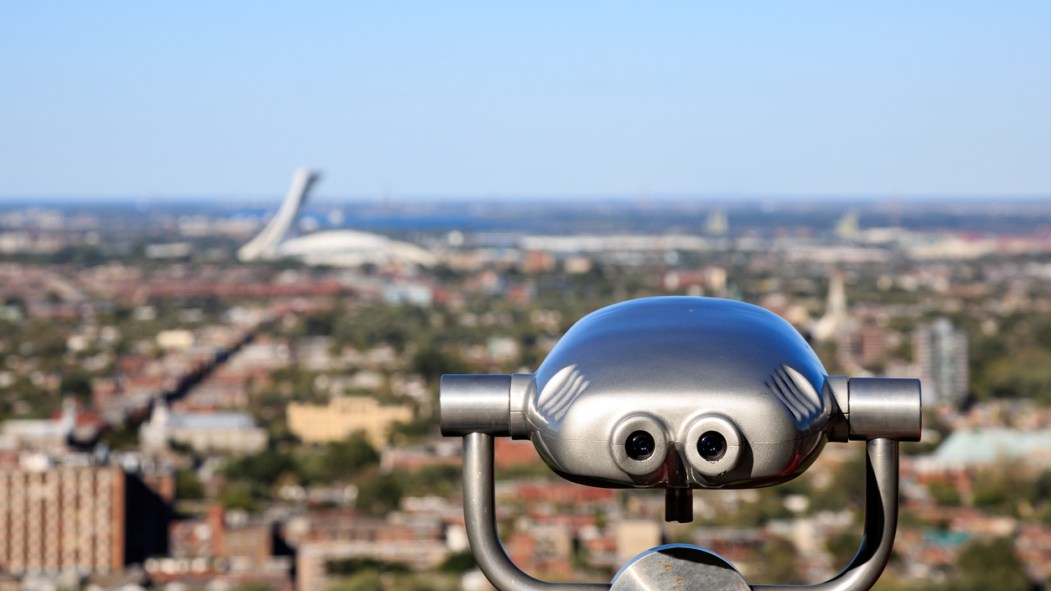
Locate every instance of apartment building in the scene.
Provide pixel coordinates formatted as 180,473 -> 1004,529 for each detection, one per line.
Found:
0,465 -> 125,574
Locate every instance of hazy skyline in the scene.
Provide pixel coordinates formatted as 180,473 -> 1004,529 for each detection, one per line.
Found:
2,2 -> 1049,201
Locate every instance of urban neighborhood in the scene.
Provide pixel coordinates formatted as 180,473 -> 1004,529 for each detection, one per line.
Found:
1,194 -> 1050,591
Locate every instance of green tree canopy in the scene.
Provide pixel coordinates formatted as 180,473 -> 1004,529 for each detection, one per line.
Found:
222,448 -> 298,484
319,433 -> 380,482
953,537 -> 1030,591
355,473 -> 405,516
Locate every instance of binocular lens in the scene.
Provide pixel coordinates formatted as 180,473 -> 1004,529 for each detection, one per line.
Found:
625,430 -> 656,460
697,431 -> 727,461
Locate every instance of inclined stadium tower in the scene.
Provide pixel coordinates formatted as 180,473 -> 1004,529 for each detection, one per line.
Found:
237,168 -> 435,268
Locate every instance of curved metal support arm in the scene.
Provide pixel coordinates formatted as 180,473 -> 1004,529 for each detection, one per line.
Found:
754,438 -> 900,591
463,432 -> 611,591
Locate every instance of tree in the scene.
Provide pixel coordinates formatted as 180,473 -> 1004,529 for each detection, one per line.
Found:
970,313 -> 1051,403
59,371 -> 93,404
971,462 -> 1030,515
175,468 -> 204,500
388,418 -> 436,443
355,473 -> 405,516
439,550 -> 476,574
222,448 -> 298,485
100,421 -> 141,450
953,537 -> 1030,591
753,537 -> 805,585
1028,470 -> 1051,507
327,570 -> 382,591
928,480 -> 962,507
411,345 -> 469,383
326,557 -> 408,575
295,434 -> 380,484
234,583 -> 275,591
320,434 -> 380,482
402,465 -> 461,497
826,531 -> 860,567
218,481 -> 262,512
810,451 -> 867,512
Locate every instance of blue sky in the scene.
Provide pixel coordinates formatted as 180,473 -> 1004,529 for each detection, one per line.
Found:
1,2 -> 1049,200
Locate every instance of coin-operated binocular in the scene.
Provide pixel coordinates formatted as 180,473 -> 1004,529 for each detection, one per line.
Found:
441,297 -> 921,591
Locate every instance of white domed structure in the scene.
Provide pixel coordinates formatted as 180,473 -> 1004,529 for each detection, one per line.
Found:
237,168 -> 434,268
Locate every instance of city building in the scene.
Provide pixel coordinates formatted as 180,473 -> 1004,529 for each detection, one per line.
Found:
614,521 -> 662,566
0,399 -> 76,452
508,524 -> 574,579
287,396 -> 413,448
287,511 -> 448,591
0,465 -> 124,574
812,274 -> 851,342
147,505 -> 291,589
921,428 -> 1051,470
706,209 -> 729,236
914,318 -> 969,406
839,324 -> 891,371
139,402 -> 267,454
167,505 -> 289,576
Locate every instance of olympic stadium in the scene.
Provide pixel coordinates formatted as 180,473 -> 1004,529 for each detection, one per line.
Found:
237,169 -> 435,268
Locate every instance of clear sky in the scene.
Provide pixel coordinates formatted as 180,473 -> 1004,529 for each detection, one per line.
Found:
1,2 -> 1049,201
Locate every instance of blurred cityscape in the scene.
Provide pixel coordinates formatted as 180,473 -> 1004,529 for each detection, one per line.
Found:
1,186 -> 1051,591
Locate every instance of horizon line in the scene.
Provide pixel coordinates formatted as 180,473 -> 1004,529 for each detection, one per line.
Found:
1,193 -> 1050,205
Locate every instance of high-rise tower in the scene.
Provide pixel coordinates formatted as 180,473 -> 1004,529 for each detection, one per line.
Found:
238,168 -> 320,262
914,318 -> 969,406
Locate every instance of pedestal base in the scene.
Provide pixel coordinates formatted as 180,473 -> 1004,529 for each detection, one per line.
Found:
611,545 -> 750,591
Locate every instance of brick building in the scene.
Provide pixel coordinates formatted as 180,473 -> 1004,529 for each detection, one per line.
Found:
0,465 -> 125,574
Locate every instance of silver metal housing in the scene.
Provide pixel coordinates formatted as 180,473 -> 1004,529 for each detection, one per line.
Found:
438,296 -> 922,490
527,296 -> 832,489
